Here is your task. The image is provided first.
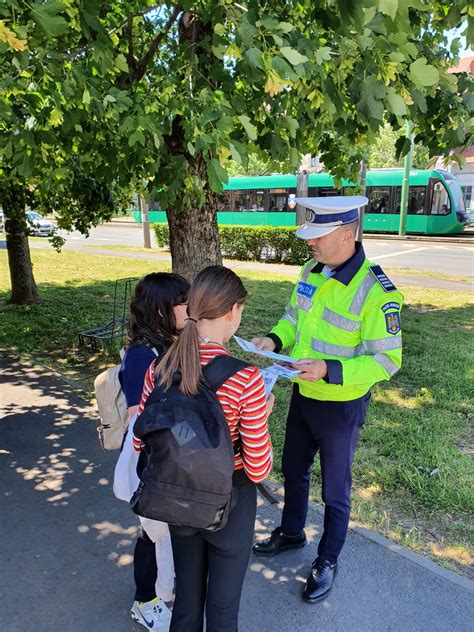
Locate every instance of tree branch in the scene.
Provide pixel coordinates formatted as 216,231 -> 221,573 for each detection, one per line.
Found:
132,5 -> 182,83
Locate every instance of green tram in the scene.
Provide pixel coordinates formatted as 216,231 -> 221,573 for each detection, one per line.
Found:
137,168 -> 468,235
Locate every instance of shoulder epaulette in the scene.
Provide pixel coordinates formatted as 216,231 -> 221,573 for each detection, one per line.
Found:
369,265 -> 397,292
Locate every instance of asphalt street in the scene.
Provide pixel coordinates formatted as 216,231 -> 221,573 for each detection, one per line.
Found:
1,354 -> 473,632
50,224 -> 474,278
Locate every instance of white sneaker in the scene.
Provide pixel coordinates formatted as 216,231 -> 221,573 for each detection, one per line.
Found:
131,597 -> 172,630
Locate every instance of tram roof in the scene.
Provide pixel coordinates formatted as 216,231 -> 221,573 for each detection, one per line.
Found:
224,169 -> 444,191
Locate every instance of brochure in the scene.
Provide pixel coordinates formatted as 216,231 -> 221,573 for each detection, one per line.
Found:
233,335 -> 298,364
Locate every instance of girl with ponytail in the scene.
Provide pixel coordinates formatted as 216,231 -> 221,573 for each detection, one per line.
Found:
135,265 -> 274,632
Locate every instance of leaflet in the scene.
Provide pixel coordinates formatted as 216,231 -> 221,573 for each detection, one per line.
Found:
233,335 -> 298,363
260,368 -> 279,398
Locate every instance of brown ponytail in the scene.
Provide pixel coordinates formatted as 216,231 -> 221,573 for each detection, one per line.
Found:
156,266 -> 248,395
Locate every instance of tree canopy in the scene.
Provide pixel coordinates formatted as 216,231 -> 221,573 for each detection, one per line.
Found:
1,1 -> 472,300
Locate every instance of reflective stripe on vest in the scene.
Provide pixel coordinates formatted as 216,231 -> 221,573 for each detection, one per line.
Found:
311,338 -> 365,358
373,353 -> 399,377
311,335 -> 401,359
322,307 -> 361,332
349,274 -> 377,315
301,258 -> 317,283
363,336 -> 402,353
282,305 -> 297,326
296,295 -> 313,311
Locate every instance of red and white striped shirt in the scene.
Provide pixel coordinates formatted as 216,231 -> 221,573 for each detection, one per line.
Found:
133,343 -> 273,484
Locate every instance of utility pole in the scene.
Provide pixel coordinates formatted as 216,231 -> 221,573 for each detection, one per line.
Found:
296,170 -> 309,225
357,160 -> 367,242
399,120 -> 414,237
140,195 -> 152,249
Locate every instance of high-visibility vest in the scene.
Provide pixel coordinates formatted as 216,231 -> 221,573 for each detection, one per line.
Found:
271,256 -> 404,402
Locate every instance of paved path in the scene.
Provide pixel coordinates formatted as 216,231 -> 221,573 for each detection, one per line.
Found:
1,354 -> 473,632
27,241 -> 473,292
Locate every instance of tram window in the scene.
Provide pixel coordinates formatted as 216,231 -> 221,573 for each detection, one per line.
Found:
395,186 -> 426,215
268,189 -> 288,212
461,186 -> 473,210
233,191 -> 249,212
217,192 -> 232,212
248,190 -> 265,212
430,180 -> 450,215
368,187 -> 391,214
318,187 -> 340,197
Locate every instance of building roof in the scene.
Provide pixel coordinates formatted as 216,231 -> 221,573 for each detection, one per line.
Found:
448,55 -> 474,74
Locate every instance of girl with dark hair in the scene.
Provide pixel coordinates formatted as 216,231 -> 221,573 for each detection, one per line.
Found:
118,271 -> 190,630
134,265 -> 274,632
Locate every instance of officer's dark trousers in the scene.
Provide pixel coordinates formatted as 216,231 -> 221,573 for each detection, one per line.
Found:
133,528 -> 157,602
281,385 -> 370,564
169,470 -> 257,632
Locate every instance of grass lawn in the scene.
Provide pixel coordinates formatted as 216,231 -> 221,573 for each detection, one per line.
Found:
1,248 -> 473,576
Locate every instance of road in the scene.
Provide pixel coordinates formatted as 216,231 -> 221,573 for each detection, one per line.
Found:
50,224 -> 474,278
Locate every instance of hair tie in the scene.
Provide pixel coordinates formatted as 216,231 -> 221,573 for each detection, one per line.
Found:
185,317 -> 197,323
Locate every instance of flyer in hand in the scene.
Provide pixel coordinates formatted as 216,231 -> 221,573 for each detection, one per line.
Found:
233,335 -> 298,363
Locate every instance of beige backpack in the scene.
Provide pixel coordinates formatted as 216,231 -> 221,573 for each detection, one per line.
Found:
94,348 -> 157,451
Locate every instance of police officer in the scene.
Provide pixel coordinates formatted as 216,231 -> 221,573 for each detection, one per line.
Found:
252,196 -> 403,603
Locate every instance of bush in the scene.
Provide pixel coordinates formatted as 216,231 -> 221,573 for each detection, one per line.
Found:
152,223 -> 310,266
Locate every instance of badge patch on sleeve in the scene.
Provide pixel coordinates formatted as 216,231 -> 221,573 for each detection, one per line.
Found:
296,281 -> 316,298
385,312 -> 401,335
381,302 -> 400,313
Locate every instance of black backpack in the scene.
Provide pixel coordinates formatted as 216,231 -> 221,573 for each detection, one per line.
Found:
130,355 -> 250,532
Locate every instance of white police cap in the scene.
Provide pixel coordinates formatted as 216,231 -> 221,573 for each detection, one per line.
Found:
295,196 -> 368,239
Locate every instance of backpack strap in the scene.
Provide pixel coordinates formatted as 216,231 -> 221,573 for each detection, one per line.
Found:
202,355 -> 251,393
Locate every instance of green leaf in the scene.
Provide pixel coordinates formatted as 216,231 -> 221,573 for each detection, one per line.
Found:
229,140 -> 247,166
315,47 -> 331,65
277,22 -> 294,34
238,115 -> 257,141
258,17 -> 280,30
31,0 -> 69,37
378,0 -> 398,20
128,130 -> 145,147
237,16 -> 257,45
115,54 -> 128,73
283,116 -> 299,138
207,159 -> 228,192
214,23 -> 226,37
187,141 -> 196,156
289,147 -> 300,167
358,75 -> 385,122
409,58 -> 439,88
386,87 -> 407,116
82,87 -> 91,106
410,89 -> 427,113
280,47 -> 308,66
245,47 -> 264,70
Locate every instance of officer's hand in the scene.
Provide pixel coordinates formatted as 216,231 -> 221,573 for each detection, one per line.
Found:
266,393 -> 275,416
251,336 -> 276,352
292,359 -> 328,382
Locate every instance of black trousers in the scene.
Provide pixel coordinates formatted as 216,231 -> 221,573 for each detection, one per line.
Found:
281,385 -> 370,564
169,471 -> 257,632
134,528 -> 157,602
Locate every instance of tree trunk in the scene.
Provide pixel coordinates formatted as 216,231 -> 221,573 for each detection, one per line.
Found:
1,181 -> 38,304
166,196 -> 222,281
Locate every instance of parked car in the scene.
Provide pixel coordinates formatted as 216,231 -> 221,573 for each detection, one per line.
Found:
0,209 -> 57,236
26,211 -> 57,236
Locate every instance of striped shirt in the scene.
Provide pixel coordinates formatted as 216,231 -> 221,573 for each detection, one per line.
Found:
133,342 -> 273,484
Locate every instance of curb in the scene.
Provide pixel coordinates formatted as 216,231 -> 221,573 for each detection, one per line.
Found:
260,483 -> 474,593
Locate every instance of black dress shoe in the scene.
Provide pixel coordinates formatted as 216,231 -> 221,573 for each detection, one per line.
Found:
252,526 -> 307,557
303,558 -> 337,603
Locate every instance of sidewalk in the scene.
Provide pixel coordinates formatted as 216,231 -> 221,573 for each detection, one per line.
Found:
1,353 -> 473,632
